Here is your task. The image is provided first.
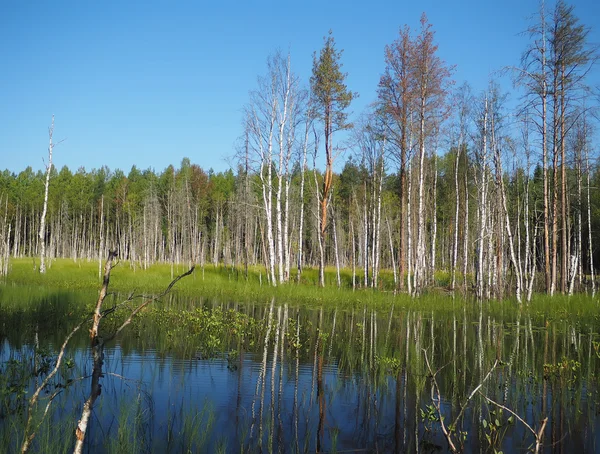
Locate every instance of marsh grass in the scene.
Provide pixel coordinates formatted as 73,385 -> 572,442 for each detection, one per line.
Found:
2,258 -> 600,452
3,258 -> 478,313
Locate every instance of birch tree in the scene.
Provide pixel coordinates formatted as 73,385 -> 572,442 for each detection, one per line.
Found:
39,116 -> 57,274
246,57 -> 280,285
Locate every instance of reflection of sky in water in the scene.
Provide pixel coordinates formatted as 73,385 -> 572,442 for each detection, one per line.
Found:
2,312 -> 600,453
95,346 -> 367,453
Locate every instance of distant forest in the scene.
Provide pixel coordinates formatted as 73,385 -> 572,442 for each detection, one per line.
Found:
1,2 -> 599,302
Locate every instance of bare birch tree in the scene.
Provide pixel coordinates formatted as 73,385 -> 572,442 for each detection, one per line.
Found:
39,116 -> 56,274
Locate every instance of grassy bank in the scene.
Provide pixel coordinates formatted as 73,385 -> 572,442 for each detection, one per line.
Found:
1,258 -> 598,317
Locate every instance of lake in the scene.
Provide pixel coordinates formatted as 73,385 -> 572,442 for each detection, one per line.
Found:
1,287 -> 599,453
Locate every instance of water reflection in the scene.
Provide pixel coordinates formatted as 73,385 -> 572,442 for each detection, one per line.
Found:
1,292 -> 599,453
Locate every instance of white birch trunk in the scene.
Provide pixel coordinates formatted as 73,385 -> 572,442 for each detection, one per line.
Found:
297,125 -> 308,282
477,99 -> 488,300
497,149 -> 523,303
276,173 -> 284,284
463,168 -> 469,292
408,157 -> 414,296
577,146 -> 583,290
333,206 -> 341,288
39,116 -> 54,274
430,154 -> 438,284
452,144 -> 461,290
98,196 -> 104,280
415,104 -> 426,293
569,254 -> 578,296
351,220 -> 356,290
363,182 -> 369,288
373,148 -> 384,288
313,156 -> 325,287
586,142 -> 595,296
386,216 -> 397,287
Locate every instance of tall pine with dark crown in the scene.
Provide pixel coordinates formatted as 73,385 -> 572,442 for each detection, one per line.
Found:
311,30 -> 354,287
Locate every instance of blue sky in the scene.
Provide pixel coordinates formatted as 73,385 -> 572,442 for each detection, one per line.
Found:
1,0 -> 598,175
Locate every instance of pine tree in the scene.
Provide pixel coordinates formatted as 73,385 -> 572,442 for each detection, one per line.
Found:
311,30 -> 355,286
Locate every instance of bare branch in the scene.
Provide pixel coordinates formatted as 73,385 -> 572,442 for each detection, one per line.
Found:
480,392 -> 548,453
423,348 -> 499,453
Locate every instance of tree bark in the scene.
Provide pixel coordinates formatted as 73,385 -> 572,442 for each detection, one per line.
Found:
39,116 -> 54,274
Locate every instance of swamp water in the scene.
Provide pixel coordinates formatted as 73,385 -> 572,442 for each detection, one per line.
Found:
1,288 -> 600,453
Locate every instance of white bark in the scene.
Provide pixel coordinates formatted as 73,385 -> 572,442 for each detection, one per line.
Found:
373,144 -> 384,288
407,156 -> 414,296
496,144 -> 523,303
39,116 -> 54,274
463,167 -> 469,292
363,182 -> 369,287
351,220 -> 356,290
430,154 -> 438,283
249,78 -> 278,286
297,120 -> 309,282
98,195 -> 104,280
586,139 -> 595,296
569,254 -> 578,296
386,216 -> 397,287
452,144 -> 461,290
332,205 -> 341,288
313,150 -> 325,287
415,98 -> 427,293
476,98 -> 488,300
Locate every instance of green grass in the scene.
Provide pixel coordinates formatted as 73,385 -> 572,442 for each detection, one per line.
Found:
2,258 -> 599,317
1,258 -> 466,312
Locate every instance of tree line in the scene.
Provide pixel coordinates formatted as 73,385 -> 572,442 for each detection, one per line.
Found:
0,2 -> 598,301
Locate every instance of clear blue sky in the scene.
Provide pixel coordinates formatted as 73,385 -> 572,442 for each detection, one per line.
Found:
1,0 -> 598,175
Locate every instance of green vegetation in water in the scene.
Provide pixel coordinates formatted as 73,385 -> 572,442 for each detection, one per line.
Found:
2,257 -> 600,452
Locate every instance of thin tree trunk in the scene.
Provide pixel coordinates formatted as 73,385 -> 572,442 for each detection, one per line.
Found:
297,122 -> 309,283
351,220 -> 356,290
585,136 -> 595,296
452,144 -> 461,290
374,148 -> 384,288
387,216 -> 397,287
98,196 -> 104,281
39,116 -> 54,274
415,101 -> 426,293
407,157 -> 414,296
332,204 -> 341,288
463,166 -> 469,293
430,154 -> 438,285
560,65 -> 568,294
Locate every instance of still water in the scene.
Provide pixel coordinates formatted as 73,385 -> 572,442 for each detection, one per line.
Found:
1,289 -> 599,453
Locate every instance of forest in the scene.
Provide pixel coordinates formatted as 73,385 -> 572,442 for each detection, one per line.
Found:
3,2 -> 600,453
0,3 -> 599,303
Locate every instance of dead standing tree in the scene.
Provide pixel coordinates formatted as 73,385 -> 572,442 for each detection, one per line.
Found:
411,14 -> 453,294
39,116 -> 64,273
